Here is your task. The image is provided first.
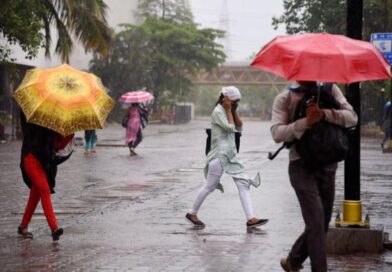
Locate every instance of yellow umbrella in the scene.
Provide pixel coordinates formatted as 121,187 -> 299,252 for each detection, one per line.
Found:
13,64 -> 115,136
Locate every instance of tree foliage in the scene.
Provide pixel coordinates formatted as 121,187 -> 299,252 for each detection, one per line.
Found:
191,85 -> 278,119
0,0 -> 44,62
272,0 -> 392,40
272,0 -> 346,35
137,0 -> 194,24
0,0 -> 112,63
90,17 -> 226,114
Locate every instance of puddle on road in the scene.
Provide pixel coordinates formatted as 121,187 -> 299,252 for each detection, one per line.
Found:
109,184 -> 151,192
84,183 -> 98,189
169,231 -> 242,237
242,150 -> 267,154
176,168 -> 200,172
12,208 -> 94,216
246,228 -> 267,235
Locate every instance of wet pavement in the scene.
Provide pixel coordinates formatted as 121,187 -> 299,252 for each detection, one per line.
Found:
0,120 -> 392,271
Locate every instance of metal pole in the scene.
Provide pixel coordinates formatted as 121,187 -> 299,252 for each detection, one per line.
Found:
344,0 -> 363,201
383,0 -> 392,139
380,88 -> 385,127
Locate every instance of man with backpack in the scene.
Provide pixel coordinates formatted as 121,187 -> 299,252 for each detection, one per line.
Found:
270,81 -> 358,272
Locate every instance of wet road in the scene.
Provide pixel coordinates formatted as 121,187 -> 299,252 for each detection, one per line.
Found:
0,120 -> 391,271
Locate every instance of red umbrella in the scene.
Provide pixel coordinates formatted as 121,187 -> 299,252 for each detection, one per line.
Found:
250,33 -> 391,83
118,91 -> 154,103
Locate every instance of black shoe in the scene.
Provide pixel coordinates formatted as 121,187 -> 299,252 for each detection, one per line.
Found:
52,228 -> 63,242
246,218 -> 269,228
185,213 -> 205,227
17,225 -> 33,239
280,257 -> 303,271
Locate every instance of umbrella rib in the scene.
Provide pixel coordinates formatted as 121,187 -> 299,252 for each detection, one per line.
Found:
25,90 -> 53,120
286,45 -> 306,81
81,89 -> 103,127
333,40 -> 350,83
26,91 -> 69,135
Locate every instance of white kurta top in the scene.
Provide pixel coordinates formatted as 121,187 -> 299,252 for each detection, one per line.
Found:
205,104 -> 261,192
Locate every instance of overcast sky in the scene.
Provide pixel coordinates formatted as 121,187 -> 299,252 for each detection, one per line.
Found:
189,0 -> 286,62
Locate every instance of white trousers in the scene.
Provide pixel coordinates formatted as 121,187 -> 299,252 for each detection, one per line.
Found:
191,158 -> 255,220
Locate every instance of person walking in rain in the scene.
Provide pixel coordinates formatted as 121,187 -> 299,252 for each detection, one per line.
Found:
124,103 -> 147,156
84,129 -> 97,155
18,111 -> 74,242
270,81 -> 357,272
185,86 -> 269,228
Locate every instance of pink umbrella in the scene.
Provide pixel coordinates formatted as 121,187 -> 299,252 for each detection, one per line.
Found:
250,33 -> 391,83
118,91 -> 154,103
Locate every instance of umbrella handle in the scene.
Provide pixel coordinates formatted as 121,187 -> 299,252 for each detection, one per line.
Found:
317,84 -> 321,105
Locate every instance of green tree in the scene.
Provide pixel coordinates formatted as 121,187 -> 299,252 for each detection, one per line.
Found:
190,85 -> 278,119
272,0 -> 392,40
137,0 -> 194,23
89,25 -> 152,100
90,17 -> 226,115
0,0 -> 44,61
272,0 -> 346,35
0,0 -> 112,63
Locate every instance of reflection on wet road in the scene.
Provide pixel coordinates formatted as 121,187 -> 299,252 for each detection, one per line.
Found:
0,121 -> 391,271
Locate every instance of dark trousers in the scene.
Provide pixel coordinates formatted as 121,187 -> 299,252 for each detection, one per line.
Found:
288,160 -> 337,272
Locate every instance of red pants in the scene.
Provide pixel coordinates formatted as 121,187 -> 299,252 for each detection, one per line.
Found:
20,153 -> 58,231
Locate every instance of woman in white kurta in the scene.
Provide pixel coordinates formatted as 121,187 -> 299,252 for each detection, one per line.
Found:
186,86 -> 268,228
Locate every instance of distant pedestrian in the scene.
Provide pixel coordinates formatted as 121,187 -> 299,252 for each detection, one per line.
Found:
381,100 -> 391,149
0,121 -> 5,143
18,111 -> 74,242
124,103 -> 148,156
270,81 -> 357,272
84,129 -> 97,155
186,86 -> 268,229
0,110 -> 7,143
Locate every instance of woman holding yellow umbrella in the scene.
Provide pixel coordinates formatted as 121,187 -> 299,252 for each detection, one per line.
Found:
14,64 -> 114,242
18,112 -> 74,241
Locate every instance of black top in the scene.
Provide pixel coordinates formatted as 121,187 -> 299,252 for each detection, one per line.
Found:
20,112 -> 71,193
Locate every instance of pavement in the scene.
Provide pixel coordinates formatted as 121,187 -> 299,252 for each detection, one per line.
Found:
0,120 -> 392,271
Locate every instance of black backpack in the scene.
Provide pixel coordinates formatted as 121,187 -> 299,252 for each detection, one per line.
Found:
138,106 -> 149,128
121,112 -> 129,128
205,128 -> 241,155
269,84 -> 350,167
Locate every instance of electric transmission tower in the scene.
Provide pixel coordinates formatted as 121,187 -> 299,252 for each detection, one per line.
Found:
218,0 -> 232,60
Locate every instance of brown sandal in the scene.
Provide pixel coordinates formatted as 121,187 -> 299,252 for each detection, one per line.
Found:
185,213 -> 205,227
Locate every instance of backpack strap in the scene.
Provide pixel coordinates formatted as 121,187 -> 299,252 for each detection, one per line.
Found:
286,90 -> 294,123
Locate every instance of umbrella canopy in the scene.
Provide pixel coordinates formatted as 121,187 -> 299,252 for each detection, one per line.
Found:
250,33 -> 391,83
13,64 -> 115,136
118,91 -> 154,103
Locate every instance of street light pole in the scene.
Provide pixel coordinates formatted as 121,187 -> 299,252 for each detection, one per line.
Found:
343,0 -> 364,226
